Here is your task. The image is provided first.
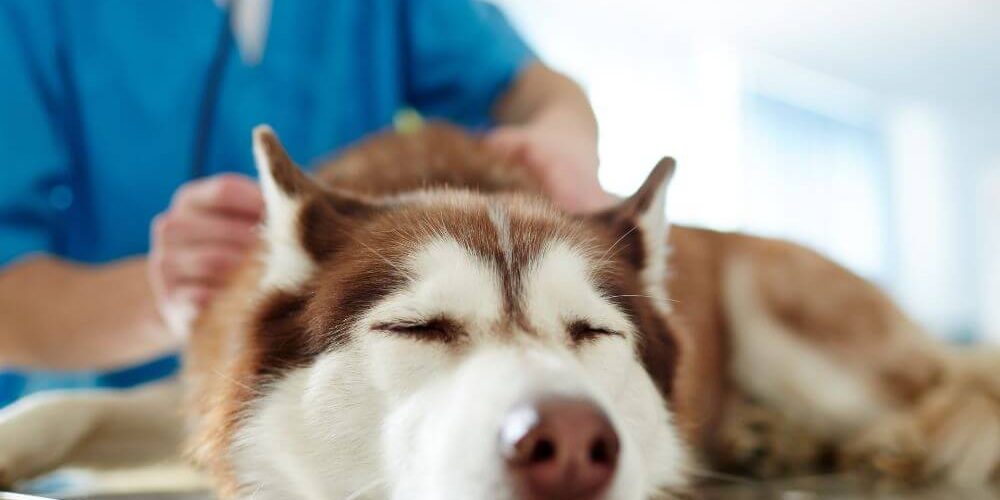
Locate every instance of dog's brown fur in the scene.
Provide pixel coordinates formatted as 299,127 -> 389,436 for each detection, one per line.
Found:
185,123 -> 1000,496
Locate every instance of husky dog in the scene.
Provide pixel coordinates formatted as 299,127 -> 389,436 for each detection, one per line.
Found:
1,124 -> 998,499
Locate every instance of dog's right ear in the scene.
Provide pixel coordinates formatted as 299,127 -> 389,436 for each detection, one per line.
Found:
253,125 -> 373,290
589,158 -> 676,312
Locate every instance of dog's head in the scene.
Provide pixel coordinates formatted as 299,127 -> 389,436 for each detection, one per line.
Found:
234,126 -> 690,499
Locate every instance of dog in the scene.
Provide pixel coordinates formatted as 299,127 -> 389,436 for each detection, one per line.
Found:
1,123 -> 998,499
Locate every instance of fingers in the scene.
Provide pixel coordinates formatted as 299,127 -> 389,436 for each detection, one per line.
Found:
485,126 -> 613,214
484,127 -> 534,164
153,211 -> 258,250
170,284 -> 215,311
149,174 -> 265,336
484,127 -> 528,151
149,231 -> 248,338
485,127 -> 578,176
160,246 -> 247,286
150,211 -> 256,291
486,127 -> 561,182
149,245 -> 226,302
171,173 -> 264,219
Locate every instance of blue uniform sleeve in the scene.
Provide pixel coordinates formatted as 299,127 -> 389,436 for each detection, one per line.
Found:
0,1 -> 70,267
404,0 -> 535,128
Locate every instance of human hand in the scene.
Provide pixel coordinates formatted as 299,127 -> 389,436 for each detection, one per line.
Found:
149,174 -> 263,337
485,125 -> 617,213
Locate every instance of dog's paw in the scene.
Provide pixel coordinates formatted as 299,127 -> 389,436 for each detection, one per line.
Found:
714,395 -> 831,478
0,431 -> 37,488
0,440 -> 34,490
0,393 -> 84,487
845,375 -> 1000,485
0,458 -> 13,491
842,415 -> 926,484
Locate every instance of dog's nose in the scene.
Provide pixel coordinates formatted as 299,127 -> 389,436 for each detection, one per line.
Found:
500,396 -> 620,500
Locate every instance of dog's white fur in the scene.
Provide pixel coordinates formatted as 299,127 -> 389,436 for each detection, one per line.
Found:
228,233 -> 689,499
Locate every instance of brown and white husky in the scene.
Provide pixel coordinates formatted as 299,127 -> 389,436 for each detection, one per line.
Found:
1,124 -> 998,499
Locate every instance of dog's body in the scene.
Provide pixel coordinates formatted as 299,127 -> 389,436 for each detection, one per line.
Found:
1,124 -> 998,498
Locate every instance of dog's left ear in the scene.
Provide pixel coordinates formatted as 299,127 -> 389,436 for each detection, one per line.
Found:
591,158 -> 676,306
253,125 -> 374,290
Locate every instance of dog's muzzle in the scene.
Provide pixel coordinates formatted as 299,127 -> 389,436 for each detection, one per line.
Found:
500,395 -> 621,500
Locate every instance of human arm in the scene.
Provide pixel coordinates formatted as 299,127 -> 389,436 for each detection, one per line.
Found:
0,174 -> 262,369
0,2 -> 171,370
489,61 -> 614,213
0,257 -> 173,370
404,0 -> 612,213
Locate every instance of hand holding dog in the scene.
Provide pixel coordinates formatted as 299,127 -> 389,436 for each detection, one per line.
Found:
486,125 -> 617,214
149,174 -> 263,336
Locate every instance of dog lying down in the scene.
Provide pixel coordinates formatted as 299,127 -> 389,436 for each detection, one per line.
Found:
1,123 -> 998,499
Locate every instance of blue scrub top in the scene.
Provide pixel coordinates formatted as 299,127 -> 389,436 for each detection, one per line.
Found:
0,0 -> 533,406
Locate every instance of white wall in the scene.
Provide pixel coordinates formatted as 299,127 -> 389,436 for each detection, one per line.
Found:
885,106 -> 974,336
494,0 -> 999,340
980,163 -> 1000,342
496,0 -> 750,230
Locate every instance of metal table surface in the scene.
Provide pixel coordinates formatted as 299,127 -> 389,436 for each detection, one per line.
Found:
7,476 -> 1000,499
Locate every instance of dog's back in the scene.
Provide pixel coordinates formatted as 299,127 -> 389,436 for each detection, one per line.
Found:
316,123 -> 542,197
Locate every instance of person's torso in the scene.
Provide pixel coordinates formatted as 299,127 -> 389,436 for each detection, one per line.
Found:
54,0 -> 416,263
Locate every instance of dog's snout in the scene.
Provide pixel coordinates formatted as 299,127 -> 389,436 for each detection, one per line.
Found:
500,396 -> 620,499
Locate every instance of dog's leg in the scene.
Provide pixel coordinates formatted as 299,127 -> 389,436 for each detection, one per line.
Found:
722,257 -> 904,443
711,392 -> 833,478
0,380 -> 184,487
845,349 -> 1000,485
721,246 -> 1000,485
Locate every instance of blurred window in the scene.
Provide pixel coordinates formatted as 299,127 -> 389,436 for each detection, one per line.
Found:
739,93 -> 892,284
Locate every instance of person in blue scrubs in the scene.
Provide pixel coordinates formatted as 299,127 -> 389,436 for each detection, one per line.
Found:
0,1 -> 610,406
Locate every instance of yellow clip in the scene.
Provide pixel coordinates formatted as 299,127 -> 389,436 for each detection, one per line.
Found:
393,108 -> 425,134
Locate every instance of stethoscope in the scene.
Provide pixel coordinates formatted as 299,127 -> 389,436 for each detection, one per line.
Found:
189,0 -> 240,180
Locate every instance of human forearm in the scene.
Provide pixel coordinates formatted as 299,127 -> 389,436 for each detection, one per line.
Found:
489,61 -> 612,213
493,61 -> 598,157
0,256 -> 175,370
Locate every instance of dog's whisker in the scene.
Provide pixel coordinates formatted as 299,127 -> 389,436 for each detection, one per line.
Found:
351,236 -> 406,275
597,224 -> 639,266
683,465 -> 758,485
248,480 -> 264,500
344,477 -> 388,500
606,293 -> 680,304
651,483 -> 698,500
212,368 -> 262,396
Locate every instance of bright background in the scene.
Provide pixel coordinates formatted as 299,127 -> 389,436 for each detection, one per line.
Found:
496,0 -> 1000,342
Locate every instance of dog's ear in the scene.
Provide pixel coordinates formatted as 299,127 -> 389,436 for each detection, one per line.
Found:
591,158 -> 676,309
253,125 -> 374,290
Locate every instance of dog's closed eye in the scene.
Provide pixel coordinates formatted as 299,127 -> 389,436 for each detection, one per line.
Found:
373,317 -> 461,342
567,320 -> 624,343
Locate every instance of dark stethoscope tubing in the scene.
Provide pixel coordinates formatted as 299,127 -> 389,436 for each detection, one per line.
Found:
190,1 -> 239,180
